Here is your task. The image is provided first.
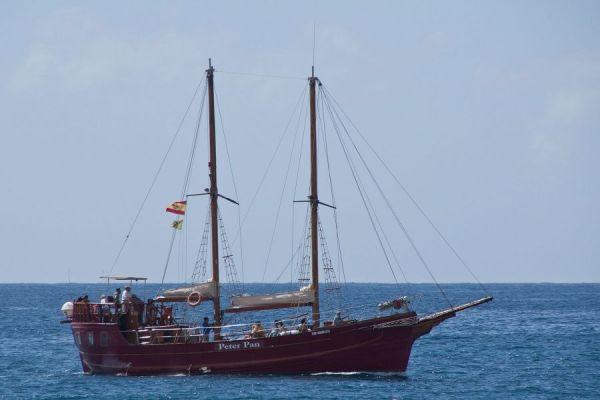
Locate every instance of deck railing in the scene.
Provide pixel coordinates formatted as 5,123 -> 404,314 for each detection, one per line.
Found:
72,302 -> 119,323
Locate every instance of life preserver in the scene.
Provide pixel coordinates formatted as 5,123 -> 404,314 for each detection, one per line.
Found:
187,291 -> 202,307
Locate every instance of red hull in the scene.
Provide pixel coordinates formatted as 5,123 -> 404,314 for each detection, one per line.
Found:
70,311 -> 454,375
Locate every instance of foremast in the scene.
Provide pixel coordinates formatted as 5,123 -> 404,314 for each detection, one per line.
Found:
207,59 -> 222,330
309,68 -> 320,327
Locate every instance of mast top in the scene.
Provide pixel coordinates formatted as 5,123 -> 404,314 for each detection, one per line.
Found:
207,58 -> 214,73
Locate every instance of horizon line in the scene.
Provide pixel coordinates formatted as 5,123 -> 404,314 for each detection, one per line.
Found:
0,281 -> 598,285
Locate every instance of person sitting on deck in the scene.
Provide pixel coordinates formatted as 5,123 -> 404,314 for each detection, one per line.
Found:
81,295 -> 89,303
201,317 -> 213,342
100,294 -> 108,304
251,321 -> 265,338
268,320 -> 282,337
298,318 -> 309,333
333,311 -> 343,327
276,320 -> 288,335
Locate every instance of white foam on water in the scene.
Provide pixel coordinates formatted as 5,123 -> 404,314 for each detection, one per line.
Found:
311,371 -> 406,377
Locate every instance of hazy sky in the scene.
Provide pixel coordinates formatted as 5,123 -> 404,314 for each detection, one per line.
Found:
1,1 -> 598,283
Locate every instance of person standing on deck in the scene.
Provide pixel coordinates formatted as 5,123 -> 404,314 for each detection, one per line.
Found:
201,317 -> 213,342
113,288 -> 122,313
121,286 -> 133,313
121,286 -> 132,302
333,311 -> 343,327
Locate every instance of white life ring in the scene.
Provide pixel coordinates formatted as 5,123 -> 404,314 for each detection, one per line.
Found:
187,291 -> 202,307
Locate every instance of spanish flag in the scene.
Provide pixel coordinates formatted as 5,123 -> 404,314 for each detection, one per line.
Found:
166,201 -> 187,215
171,219 -> 183,230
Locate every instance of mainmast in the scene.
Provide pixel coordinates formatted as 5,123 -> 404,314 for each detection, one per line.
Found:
309,68 -> 320,327
207,59 -> 222,329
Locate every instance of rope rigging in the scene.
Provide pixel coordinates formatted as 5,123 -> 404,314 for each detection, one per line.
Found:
321,86 -> 488,296
190,203 -> 211,283
290,91 -> 310,285
296,207 -> 312,287
320,85 -> 452,308
261,87 -> 309,282
218,207 -> 242,295
230,85 -> 309,245
320,85 -> 403,288
214,88 -> 245,286
317,86 -> 347,286
159,77 -> 208,291
106,78 -> 206,279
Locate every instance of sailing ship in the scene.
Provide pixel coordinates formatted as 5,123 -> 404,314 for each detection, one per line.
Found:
61,60 -> 492,375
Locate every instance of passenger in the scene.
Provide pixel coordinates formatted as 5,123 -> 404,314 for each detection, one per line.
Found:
333,311 -> 343,327
113,288 -> 122,312
146,299 -> 157,325
80,295 -> 91,320
251,321 -> 265,338
298,318 -> 309,333
201,317 -> 212,342
268,320 -> 281,337
276,320 -> 288,335
100,294 -> 108,304
121,286 -> 132,303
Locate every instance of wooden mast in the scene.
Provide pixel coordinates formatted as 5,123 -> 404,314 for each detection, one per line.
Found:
207,59 -> 222,330
309,67 -> 320,327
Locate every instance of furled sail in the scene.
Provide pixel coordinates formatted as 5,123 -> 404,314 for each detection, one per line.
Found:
156,281 -> 217,303
226,286 -> 315,313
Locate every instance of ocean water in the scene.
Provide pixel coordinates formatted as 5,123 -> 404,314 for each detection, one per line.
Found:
1,283 -> 598,399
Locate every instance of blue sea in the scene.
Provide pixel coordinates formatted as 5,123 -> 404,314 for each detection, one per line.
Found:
1,283 -> 599,399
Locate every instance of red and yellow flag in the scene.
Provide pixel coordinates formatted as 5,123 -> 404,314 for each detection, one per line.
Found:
166,201 -> 187,215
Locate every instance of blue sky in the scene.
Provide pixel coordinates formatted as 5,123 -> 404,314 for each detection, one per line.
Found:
0,1 -> 598,283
